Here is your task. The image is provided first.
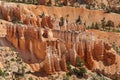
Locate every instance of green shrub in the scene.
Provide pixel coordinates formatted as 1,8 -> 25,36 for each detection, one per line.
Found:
28,77 -> 33,80
106,20 -> 114,30
39,12 -> 45,18
66,62 -> 71,71
54,0 -> 58,6
76,15 -> 82,25
80,68 -> 86,74
0,68 -> 6,77
59,17 -> 64,26
101,17 -> 106,30
73,68 -> 80,75
0,68 -> 3,76
95,22 -> 99,29
66,57 -> 87,78
48,75 -> 55,80
86,4 -> 91,9
101,3 -> 106,10
91,23 -> 95,29
86,26 -> 90,29
10,58 -> 15,61
46,1 -> 51,6
76,57 -> 83,67
63,74 -> 69,80
72,67 -> 86,78
12,17 -> 22,24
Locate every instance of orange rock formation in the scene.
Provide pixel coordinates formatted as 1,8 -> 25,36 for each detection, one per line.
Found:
5,23 -> 120,75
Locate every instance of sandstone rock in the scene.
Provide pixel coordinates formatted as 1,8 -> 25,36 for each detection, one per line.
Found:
93,40 -> 105,61
104,50 -> 116,66
19,39 -> 25,50
13,5 -> 22,21
77,41 -> 85,60
84,40 -> 94,70
41,16 -> 53,29
60,54 -> 67,71
36,17 -> 42,27
53,54 -> 61,71
17,25 -> 26,50
0,5 -> 13,21
44,53 -> 53,74
12,37 -> 18,49
5,23 -> 120,75
33,40 -> 47,61
104,43 -> 112,50
69,44 -> 77,66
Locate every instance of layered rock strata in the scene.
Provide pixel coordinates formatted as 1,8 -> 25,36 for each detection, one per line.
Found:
6,23 -> 120,75
0,2 -> 120,28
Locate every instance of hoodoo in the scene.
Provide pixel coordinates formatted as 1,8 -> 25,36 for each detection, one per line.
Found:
0,0 -> 120,79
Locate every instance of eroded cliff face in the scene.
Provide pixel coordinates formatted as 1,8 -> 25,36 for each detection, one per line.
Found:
5,23 -> 120,75
0,1 -> 120,28
0,1 -> 119,77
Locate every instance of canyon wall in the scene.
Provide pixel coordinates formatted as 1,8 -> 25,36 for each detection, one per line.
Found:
0,1 -> 120,28
5,23 -> 120,75
0,1 -> 120,76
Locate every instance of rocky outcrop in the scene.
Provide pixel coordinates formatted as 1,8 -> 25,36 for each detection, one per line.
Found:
1,0 -> 119,76
93,40 -> 105,61
0,1 -> 120,28
41,16 -> 54,29
104,50 -> 116,66
5,23 -> 120,75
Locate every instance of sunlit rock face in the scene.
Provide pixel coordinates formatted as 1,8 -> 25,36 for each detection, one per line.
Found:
0,1 -> 120,29
41,16 -> 54,29
5,23 -> 119,75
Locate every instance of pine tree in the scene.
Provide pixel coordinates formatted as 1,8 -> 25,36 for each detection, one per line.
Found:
101,17 -> 106,30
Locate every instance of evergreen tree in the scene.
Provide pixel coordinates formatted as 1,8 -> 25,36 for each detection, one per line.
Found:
101,17 -> 106,30
95,22 -> 99,29
76,15 -> 82,25
106,20 -> 114,31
